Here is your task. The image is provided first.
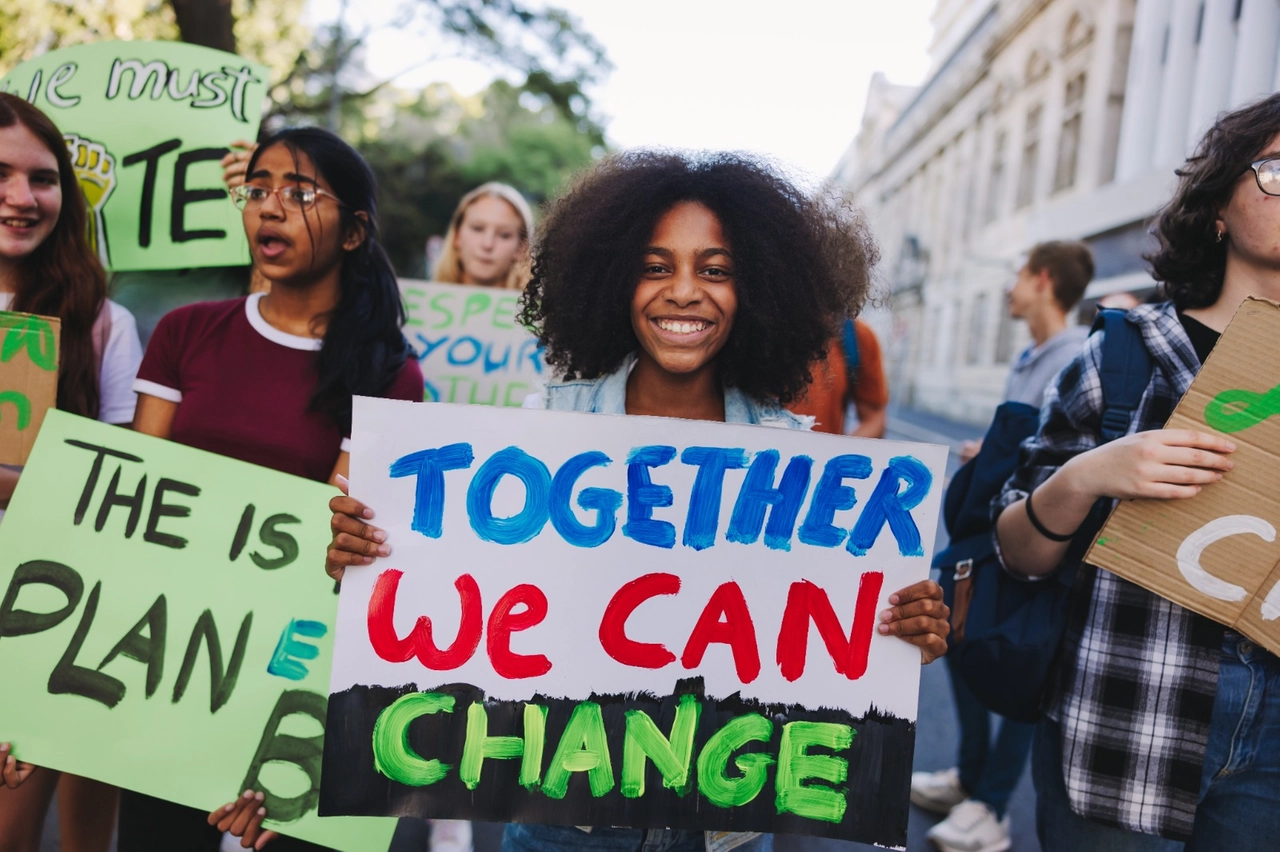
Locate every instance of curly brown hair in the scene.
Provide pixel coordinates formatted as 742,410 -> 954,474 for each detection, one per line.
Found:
519,150 -> 878,404
1148,93 -> 1280,310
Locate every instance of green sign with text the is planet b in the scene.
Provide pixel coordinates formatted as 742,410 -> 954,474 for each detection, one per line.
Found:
1,41 -> 269,271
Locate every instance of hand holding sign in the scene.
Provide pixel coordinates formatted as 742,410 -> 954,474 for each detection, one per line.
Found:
0,742 -> 37,789
1089,297 -> 1280,657
208,790 -> 278,851
1063,428 -> 1236,502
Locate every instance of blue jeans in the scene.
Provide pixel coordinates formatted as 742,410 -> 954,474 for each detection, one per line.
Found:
1034,633 -> 1280,851
502,825 -> 773,852
946,653 -> 1034,818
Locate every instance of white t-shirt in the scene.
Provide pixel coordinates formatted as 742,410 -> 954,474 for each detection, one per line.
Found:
0,291 -> 142,424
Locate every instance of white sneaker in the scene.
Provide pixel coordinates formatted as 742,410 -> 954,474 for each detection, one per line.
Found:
926,799 -> 1011,852
429,819 -> 473,852
910,767 -> 967,814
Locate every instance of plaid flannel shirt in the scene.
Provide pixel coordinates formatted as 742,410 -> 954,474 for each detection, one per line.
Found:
994,302 -> 1225,841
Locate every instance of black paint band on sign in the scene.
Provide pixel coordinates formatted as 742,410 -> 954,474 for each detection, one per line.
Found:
319,679 -> 913,846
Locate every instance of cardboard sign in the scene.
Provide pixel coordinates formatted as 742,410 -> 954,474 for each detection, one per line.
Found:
0,412 -> 396,851
320,397 -> 949,847
1089,297 -> 1280,656
1,41 -> 269,271
400,280 -> 544,406
0,311 -> 60,465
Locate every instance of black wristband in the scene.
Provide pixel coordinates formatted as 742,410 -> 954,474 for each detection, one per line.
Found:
1025,488 -> 1078,542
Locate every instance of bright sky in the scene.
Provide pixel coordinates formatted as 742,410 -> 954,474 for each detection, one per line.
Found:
316,0 -> 936,182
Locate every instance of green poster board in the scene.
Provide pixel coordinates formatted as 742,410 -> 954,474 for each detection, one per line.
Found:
0,412 -> 396,851
0,41 -> 269,271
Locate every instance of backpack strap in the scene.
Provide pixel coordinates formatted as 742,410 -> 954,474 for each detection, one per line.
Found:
842,318 -> 861,386
1092,308 -> 1152,443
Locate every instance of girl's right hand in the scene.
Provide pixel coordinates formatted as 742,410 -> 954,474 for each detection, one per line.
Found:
0,743 -> 37,789
325,477 -> 389,582
1062,429 -> 1236,502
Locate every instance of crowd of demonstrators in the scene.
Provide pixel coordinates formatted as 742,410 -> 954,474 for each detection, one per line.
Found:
0,91 -> 143,852
433,182 -> 534,289
913,240 -> 1095,852
787,317 -> 889,437
4,53 -> 1279,852
324,149 -> 952,852
994,93 -> 1280,851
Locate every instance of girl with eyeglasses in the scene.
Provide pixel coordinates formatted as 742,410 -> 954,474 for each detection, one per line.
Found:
0,92 -> 144,852
121,127 -> 424,851
994,94 -> 1280,851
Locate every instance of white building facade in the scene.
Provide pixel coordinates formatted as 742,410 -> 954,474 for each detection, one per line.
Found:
834,0 -> 1280,425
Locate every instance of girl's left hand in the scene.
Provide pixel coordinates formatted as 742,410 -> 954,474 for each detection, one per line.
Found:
207,790 -> 278,850
0,743 -> 36,789
879,579 -> 949,664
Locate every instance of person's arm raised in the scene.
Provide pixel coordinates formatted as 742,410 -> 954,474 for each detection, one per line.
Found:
996,429 -> 1236,577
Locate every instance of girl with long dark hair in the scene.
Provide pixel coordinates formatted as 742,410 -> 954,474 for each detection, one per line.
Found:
0,92 -> 143,852
123,127 -> 423,850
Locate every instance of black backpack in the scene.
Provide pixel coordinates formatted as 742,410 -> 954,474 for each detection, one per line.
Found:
936,309 -> 1152,722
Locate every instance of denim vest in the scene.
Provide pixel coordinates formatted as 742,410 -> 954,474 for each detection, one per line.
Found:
537,352 -> 811,431
530,353 -> 799,852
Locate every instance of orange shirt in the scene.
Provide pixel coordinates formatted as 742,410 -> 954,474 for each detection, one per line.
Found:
788,320 -> 888,434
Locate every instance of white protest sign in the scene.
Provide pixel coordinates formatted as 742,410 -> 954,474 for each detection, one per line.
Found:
320,397 -> 947,847
399,280 -> 544,406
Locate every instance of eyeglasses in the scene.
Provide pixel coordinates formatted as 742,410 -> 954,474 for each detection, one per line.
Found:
1248,158 -> 1280,197
229,183 -> 344,211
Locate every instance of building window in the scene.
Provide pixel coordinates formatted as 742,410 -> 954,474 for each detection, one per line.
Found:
1054,73 -> 1086,192
984,131 -> 1006,223
1099,18 -> 1134,184
1016,104 -> 1042,208
966,292 -> 988,364
994,296 -> 1015,364
1063,12 -> 1094,56
925,304 -> 943,366
1025,51 -> 1050,85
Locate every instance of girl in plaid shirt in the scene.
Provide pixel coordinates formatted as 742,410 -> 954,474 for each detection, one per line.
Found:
995,94 -> 1280,851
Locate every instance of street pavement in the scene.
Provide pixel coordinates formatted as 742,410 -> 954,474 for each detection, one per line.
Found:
42,407 -> 1041,852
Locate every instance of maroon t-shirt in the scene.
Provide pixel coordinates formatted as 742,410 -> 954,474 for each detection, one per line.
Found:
135,293 -> 424,482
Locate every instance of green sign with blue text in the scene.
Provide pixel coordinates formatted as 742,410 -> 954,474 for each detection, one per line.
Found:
1,41 -> 268,271
0,412 -> 396,850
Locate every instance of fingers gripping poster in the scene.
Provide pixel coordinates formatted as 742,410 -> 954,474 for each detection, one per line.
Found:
400,280 -> 546,406
1,41 -> 269,271
322,397 -> 949,847
0,413 -> 396,851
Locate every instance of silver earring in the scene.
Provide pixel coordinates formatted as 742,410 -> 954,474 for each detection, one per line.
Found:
1216,230 -> 1224,243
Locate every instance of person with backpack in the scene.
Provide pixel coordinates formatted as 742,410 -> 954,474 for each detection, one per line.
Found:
913,241 -> 1094,852
788,317 -> 888,437
993,94 -> 1280,850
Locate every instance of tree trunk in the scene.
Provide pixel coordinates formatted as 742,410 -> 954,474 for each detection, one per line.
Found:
169,0 -> 237,54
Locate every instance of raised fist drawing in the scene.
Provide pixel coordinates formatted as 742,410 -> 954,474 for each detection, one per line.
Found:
63,134 -> 116,267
